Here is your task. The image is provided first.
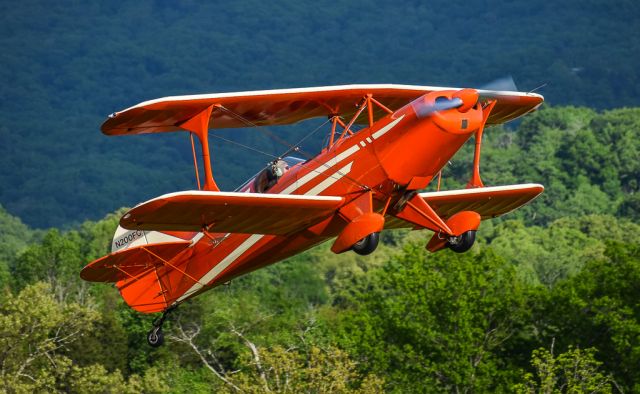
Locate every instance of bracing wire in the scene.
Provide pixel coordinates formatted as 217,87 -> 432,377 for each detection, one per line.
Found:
214,105 -> 369,191
277,117 -> 331,159
216,105 -> 296,152
210,134 -> 280,160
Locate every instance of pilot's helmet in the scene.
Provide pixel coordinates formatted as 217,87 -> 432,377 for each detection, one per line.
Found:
273,160 -> 289,177
267,160 -> 289,180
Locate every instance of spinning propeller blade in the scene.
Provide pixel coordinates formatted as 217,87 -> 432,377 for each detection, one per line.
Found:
414,96 -> 464,118
479,75 -> 518,92
414,88 -> 479,118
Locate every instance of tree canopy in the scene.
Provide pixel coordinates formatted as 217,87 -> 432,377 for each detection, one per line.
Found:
1,0 -> 639,227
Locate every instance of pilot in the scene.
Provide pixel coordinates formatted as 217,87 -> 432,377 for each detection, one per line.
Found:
254,159 -> 289,192
267,160 -> 288,180
265,159 -> 289,188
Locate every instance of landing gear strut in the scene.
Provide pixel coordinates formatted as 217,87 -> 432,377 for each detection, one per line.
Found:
352,232 -> 380,255
147,304 -> 177,347
447,230 -> 476,253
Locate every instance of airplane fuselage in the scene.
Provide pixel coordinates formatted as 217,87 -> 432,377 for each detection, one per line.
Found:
136,90 -> 484,307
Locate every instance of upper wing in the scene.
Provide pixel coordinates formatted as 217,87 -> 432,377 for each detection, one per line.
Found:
385,184 -> 544,229
101,84 -> 544,135
120,191 -> 344,235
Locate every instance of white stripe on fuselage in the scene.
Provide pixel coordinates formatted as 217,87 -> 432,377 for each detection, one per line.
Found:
177,234 -> 264,301
279,115 -> 402,195
305,162 -> 353,196
280,144 -> 359,194
371,114 -> 404,140
189,232 -> 205,246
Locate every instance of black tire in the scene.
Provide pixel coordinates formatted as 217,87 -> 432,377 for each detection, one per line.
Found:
447,230 -> 476,253
147,326 -> 164,347
352,232 -> 380,256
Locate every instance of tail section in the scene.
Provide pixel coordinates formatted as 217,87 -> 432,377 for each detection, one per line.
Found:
81,227 -> 202,313
81,241 -> 196,313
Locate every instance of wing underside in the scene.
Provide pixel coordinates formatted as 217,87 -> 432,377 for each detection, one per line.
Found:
120,191 -> 345,235
101,84 -> 544,135
385,184 -> 544,229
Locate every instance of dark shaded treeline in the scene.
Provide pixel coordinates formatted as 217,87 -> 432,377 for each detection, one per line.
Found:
1,0 -> 639,227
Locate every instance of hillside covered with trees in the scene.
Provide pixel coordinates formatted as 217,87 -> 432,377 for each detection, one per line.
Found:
1,0 -> 639,227
2,1 -> 640,392
1,105 -> 639,392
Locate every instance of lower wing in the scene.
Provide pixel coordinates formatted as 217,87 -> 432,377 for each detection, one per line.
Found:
120,191 -> 344,235
385,184 -> 544,229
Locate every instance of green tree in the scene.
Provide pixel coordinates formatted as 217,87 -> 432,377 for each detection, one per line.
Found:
334,244 -> 531,392
513,344 -> 613,394
0,282 -> 97,391
11,229 -> 83,293
0,205 -> 34,262
170,315 -> 383,394
0,205 -> 36,290
232,345 -> 384,393
483,216 -> 640,286
618,192 -> 640,221
77,209 -> 124,262
541,243 -> 640,392
0,282 -> 171,393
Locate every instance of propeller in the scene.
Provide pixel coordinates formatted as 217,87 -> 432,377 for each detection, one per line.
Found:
414,88 -> 479,118
478,75 -> 518,92
414,96 -> 464,117
413,76 -> 520,119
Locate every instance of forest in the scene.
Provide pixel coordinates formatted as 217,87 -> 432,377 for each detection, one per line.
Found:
1,0 -> 639,228
2,0 -> 640,392
1,106 -> 639,392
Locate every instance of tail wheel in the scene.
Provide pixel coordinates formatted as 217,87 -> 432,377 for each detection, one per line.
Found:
147,326 -> 164,347
447,230 -> 476,253
352,232 -> 380,256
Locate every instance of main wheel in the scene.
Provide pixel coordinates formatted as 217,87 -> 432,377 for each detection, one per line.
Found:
351,232 -> 380,256
447,230 -> 476,253
147,326 -> 164,347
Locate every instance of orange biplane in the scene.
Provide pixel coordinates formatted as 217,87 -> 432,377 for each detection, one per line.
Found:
80,84 -> 544,346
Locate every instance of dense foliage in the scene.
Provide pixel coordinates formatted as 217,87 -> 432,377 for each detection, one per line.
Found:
1,0 -> 639,227
1,103 -> 639,392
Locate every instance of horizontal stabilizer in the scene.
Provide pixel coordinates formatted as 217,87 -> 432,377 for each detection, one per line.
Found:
386,184 -> 544,229
80,241 -> 191,283
120,191 -> 344,235
81,241 -> 208,313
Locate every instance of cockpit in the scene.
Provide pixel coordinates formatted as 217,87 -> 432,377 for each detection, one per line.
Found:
238,156 -> 306,193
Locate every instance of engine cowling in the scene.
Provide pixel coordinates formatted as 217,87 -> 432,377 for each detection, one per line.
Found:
372,90 -> 484,187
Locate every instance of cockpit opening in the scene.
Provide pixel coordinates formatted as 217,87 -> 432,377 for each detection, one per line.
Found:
251,156 -> 305,193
